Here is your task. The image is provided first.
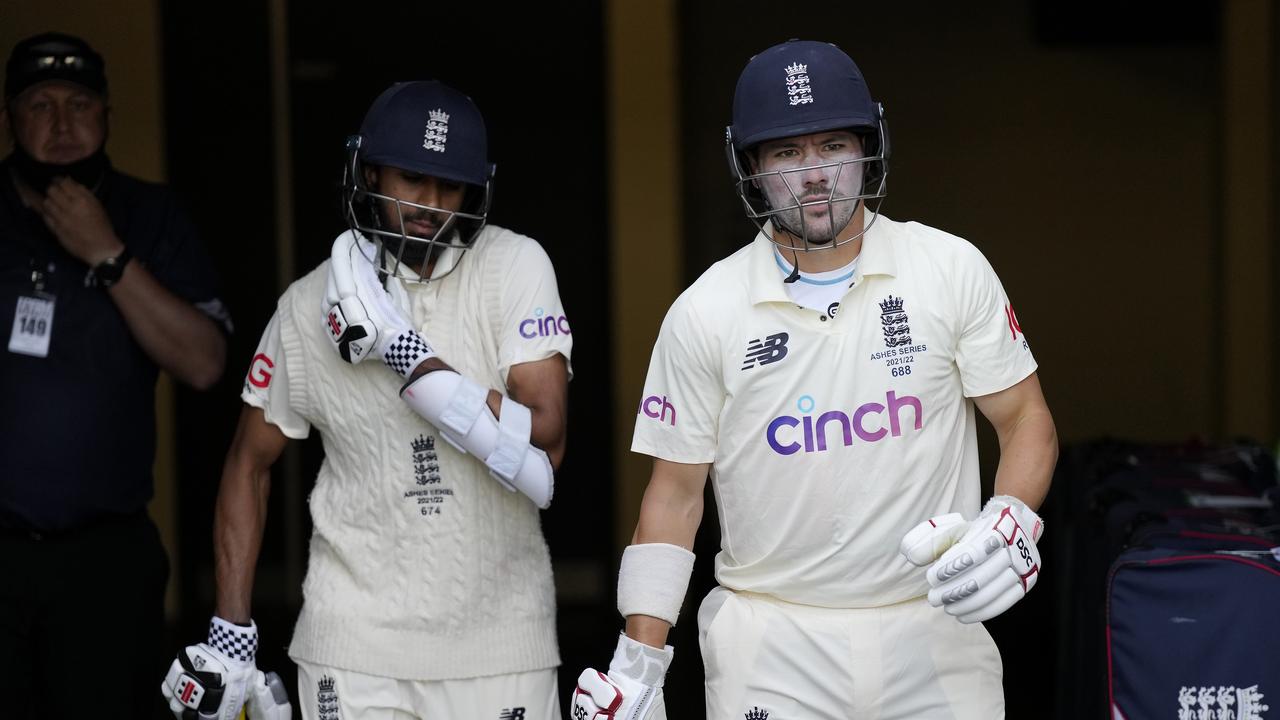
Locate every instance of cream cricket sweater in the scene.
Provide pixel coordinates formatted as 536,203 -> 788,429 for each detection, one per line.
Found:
266,227 -> 569,680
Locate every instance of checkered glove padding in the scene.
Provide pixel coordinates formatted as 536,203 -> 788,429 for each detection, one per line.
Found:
322,232 -> 435,376
899,495 -> 1045,624
160,617 -> 258,720
571,634 -> 670,720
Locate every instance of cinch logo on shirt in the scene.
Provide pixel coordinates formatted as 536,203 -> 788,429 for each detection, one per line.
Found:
766,391 -> 923,455
742,332 -> 789,370
638,394 -> 677,426
519,307 -> 571,339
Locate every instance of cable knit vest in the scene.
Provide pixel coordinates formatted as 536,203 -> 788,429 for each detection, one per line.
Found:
281,227 -> 559,680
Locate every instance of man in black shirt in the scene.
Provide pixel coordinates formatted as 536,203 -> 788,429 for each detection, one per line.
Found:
0,32 -> 230,719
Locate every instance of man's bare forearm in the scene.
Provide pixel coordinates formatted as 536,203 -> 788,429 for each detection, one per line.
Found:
213,408 -> 288,624
213,455 -> 270,624
991,408 -> 1057,511
625,460 -> 708,649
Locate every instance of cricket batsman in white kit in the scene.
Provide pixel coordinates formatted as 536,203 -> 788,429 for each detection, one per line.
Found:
571,39 -> 1057,719
162,80 -> 571,719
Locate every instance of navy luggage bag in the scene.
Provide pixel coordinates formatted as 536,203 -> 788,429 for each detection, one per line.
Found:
1107,541 -> 1280,719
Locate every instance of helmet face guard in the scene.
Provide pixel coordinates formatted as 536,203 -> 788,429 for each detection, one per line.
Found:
726,39 -> 890,254
341,80 -> 493,282
726,116 -> 888,253
342,134 -> 492,282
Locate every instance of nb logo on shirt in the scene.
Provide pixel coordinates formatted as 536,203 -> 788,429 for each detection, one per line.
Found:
499,708 -> 526,720
742,332 -> 789,370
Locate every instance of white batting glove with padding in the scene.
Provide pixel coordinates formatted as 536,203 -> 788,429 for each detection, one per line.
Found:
245,670 -> 292,720
323,232 -> 435,377
161,617 -> 260,720
899,495 -> 1045,624
571,634 -> 671,720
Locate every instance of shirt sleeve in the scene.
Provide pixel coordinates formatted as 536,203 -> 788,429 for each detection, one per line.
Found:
495,238 -> 573,383
239,310 -> 310,439
952,243 -> 1038,397
630,294 -> 723,464
146,193 -> 234,334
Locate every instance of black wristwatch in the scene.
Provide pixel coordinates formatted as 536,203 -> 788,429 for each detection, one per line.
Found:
89,247 -> 133,288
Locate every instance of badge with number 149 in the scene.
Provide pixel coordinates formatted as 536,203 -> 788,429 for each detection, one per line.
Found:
9,295 -> 55,358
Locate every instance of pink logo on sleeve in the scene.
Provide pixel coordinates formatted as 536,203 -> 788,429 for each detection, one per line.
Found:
519,307 -> 571,339
638,395 -> 677,426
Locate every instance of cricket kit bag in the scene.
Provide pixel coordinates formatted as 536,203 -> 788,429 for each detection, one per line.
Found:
1106,541 -> 1280,720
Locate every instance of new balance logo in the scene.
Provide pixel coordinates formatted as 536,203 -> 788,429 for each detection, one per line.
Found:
742,332 -> 789,370
498,708 -> 526,720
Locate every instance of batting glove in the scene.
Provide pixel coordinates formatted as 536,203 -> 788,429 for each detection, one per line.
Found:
322,232 -> 436,377
245,670 -> 292,720
899,495 -> 1044,624
571,634 -> 671,720
161,617 -> 259,720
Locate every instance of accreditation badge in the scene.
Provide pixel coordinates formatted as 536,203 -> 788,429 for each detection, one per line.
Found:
8,294 -> 55,358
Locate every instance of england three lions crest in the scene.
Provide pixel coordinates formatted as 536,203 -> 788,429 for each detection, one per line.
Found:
316,675 -> 341,720
412,435 -> 441,486
785,62 -> 813,105
423,108 -> 449,152
879,295 -> 911,348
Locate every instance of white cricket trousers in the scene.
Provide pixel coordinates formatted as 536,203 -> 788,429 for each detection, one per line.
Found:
697,587 -> 1004,720
295,660 -> 560,720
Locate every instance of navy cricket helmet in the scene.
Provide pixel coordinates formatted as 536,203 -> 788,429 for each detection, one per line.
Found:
343,80 -> 494,281
726,40 -> 889,252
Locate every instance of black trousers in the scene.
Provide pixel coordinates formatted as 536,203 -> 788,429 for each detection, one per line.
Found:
0,512 -> 170,719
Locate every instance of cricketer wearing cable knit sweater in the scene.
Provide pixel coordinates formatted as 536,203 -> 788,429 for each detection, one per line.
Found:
244,225 -> 571,680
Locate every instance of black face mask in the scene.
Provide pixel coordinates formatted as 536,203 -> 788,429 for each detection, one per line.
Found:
9,144 -> 108,195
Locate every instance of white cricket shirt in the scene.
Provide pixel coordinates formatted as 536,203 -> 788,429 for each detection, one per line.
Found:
632,215 -> 1037,608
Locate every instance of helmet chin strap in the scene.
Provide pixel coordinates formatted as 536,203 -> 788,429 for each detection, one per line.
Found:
376,243 -> 390,288
783,252 -> 801,284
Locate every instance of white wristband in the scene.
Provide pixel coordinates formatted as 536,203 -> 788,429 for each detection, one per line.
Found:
617,543 -> 696,626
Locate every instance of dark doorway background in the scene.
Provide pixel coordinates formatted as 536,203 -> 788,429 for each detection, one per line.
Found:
164,2 -> 613,712
156,1 -> 1235,718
